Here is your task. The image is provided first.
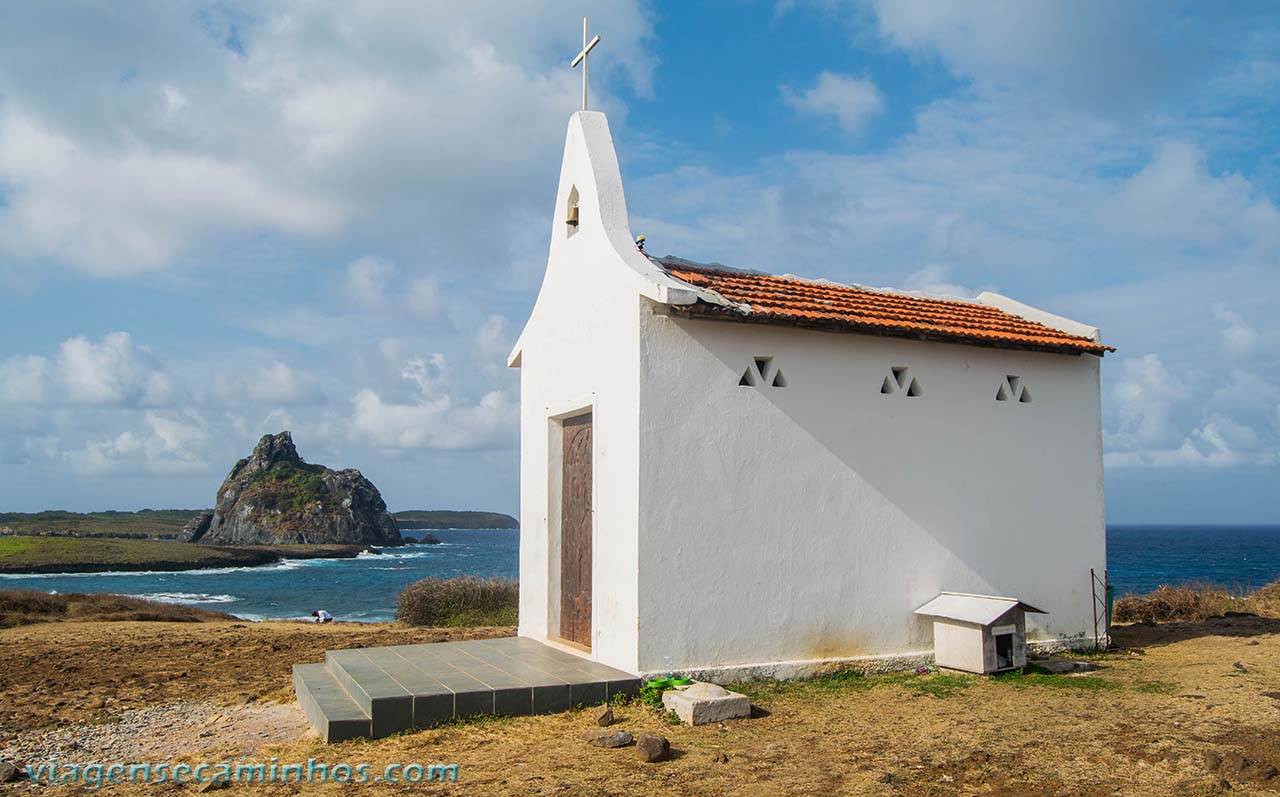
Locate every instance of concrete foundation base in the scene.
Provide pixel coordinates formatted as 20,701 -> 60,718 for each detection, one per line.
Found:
662,682 -> 751,725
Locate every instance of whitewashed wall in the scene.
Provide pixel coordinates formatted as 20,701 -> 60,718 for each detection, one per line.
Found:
636,304 -> 1106,676
512,112 -> 705,673
515,111 -> 1107,679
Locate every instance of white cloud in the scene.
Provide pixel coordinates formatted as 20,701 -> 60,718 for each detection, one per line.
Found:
245,362 -> 326,405
0,355 -> 48,403
69,411 -> 210,475
0,1 -> 655,279
345,256 -> 397,307
0,109 -> 342,277
350,351 -> 515,450
1102,142 -> 1280,254
862,0 -> 1200,110
1213,304 -> 1262,356
351,388 -> 515,450
782,72 -> 883,134
55,332 -> 173,406
1106,413 -> 1276,470
900,264 -> 976,298
405,276 -> 443,320
1107,354 -> 1192,449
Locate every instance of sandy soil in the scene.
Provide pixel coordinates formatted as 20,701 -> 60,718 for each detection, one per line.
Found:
2,616 -> 1279,796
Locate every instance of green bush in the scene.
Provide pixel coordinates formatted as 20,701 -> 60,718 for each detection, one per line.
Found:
396,576 -> 518,627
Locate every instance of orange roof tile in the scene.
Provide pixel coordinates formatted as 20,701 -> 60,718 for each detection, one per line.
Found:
657,258 -> 1112,356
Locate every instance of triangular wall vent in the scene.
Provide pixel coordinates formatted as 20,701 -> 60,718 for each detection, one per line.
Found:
738,356 -> 786,389
882,367 -> 920,398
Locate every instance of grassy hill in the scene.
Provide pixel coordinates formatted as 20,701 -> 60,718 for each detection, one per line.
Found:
0,509 -> 204,539
0,536 -> 367,574
393,510 -> 518,530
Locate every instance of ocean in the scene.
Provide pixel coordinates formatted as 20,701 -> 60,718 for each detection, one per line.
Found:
2,525 -> 1277,622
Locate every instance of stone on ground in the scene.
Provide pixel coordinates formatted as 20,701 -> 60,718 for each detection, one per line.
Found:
661,681 -> 751,725
581,729 -> 633,748
593,704 -> 614,726
0,761 -> 21,783
636,734 -> 670,763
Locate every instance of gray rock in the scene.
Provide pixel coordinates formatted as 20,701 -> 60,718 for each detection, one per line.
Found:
195,776 -> 230,792
180,511 -> 214,542
581,729 -> 633,748
636,734 -> 669,763
593,705 -> 614,727
188,432 -> 402,547
0,761 -> 21,783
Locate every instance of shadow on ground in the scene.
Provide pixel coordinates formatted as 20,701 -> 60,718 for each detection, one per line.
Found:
1113,613 -> 1280,649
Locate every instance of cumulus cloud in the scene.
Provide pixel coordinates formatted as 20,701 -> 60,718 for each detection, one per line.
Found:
0,0 -> 655,279
860,0 -> 1202,111
1,332 -> 172,407
350,352 -> 516,450
782,72 -> 884,133
1108,354 -> 1192,449
69,411 -> 210,475
1103,142 -> 1280,255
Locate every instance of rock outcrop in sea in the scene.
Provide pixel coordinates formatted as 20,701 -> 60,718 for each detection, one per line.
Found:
182,431 -> 403,547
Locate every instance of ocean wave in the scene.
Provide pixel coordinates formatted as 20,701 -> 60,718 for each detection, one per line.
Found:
129,592 -> 240,605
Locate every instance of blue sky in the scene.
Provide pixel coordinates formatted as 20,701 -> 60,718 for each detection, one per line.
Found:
1,1 -> 1278,523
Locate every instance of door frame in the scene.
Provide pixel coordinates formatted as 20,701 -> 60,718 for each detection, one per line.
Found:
546,396 -> 596,652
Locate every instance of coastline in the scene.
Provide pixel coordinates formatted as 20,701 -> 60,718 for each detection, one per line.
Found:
0,538 -> 369,576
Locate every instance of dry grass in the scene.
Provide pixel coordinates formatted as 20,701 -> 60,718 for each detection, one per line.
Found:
0,589 -> 237,627
396,576 -> 518,627
1113,577 -> 1280,624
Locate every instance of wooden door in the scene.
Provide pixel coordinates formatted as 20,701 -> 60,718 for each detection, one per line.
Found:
560,413 -> 593,648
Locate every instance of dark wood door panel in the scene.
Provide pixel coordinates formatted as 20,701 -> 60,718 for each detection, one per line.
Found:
560,413 -> 592,648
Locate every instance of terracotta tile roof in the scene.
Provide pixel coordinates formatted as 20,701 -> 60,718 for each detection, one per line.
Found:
656,258 -> 1112,356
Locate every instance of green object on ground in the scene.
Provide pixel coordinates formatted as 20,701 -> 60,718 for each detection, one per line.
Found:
671,677 -> 694,686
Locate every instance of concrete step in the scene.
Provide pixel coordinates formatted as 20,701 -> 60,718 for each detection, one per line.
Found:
324,649 -> 415,737
293,638 -> 642,742
291,663 -> 371,743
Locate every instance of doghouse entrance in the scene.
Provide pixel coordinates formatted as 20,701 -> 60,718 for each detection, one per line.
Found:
994,632 -> 1014,670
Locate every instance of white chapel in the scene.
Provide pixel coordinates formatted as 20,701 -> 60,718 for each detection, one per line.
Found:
508,106 -> 1111,679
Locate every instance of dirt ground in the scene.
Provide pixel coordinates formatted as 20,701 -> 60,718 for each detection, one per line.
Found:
2,615 -> 1279,796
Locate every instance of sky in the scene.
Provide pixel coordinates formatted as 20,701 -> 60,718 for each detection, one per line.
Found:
1,1 -> 1278,523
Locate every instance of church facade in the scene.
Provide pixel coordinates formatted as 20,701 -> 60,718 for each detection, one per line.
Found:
508,111 -> 1112,679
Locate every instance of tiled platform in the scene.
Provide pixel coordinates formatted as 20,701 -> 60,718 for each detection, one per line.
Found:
293,637 -> 641,742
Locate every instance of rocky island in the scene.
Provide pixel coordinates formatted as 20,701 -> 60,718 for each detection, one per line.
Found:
182,431 -> 403,547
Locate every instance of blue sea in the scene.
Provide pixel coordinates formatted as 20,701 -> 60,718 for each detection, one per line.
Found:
2,525 -> 1278,621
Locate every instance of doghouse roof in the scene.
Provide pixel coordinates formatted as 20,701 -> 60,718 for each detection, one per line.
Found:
914,592 -> 1047,626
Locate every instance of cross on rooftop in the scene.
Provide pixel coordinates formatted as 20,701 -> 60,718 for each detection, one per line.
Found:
570,17 -> 601,111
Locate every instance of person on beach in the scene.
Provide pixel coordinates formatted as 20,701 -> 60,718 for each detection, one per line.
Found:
311,609 -> 333,623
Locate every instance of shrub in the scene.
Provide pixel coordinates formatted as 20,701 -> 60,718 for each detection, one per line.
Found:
1113,583 -> 1249,624
396,577 -> 518,627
